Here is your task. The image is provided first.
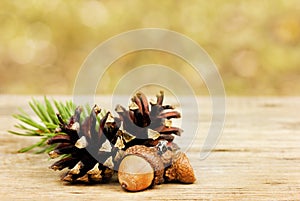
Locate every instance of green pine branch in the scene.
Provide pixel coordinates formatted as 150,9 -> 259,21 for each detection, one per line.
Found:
9,97 -> 106,154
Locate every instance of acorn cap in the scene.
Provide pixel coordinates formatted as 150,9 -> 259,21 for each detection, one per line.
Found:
164,152 -> 196,184
118,145 -> 165,191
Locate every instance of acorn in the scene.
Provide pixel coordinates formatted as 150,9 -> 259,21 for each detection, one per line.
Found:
164,152 -> 196,183
118,145 -> 164,192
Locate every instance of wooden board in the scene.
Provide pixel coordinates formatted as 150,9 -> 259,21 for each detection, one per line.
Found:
0,96 -> 299,200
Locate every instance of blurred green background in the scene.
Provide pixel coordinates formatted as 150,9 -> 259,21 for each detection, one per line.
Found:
0,0 -> 300,95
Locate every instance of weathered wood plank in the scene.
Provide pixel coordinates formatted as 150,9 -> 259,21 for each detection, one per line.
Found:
0,96 -> 299,200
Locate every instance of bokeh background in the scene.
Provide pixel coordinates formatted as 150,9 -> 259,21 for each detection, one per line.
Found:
0,0 -> 300,95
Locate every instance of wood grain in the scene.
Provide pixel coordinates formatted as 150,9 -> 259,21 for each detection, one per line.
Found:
0,96 -> 299,200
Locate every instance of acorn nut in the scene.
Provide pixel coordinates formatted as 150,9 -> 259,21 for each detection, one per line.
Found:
118,145 -> 164,192
164,152 -> 196,183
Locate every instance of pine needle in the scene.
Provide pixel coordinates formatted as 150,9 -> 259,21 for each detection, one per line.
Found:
9,98 -> 106,154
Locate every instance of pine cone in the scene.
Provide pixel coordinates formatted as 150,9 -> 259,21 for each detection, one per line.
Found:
48,106 -> 117,183
115,91 -> 183,148
47,91 -> 183,184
